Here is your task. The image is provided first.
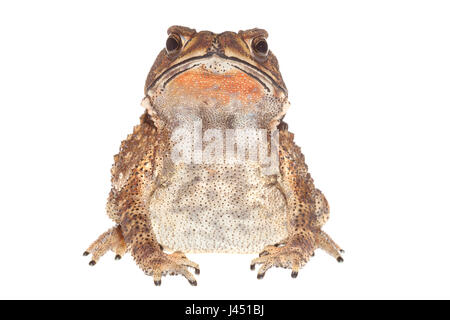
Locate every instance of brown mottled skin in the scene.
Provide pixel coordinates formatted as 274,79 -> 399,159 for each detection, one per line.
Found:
84,26 -> 343,285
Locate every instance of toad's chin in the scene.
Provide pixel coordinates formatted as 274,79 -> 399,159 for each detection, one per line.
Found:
143,56 -> 289,130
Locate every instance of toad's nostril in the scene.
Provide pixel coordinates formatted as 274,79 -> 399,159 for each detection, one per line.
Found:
210,37 -> 220,52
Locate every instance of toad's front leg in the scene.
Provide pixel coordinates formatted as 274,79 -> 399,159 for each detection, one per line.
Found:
120,200 -> 200,286
116,146 -> 200,285
251,128 -> 343,279
86,125 -> 199,286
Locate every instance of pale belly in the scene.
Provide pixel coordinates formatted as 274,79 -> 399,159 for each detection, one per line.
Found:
148,163 -> 288,253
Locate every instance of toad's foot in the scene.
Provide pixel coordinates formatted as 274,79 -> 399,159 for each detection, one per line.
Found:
134,247 -> 200,286
316,230 -> 345,262
250,230 -> 344,279
83,225 -> 127,265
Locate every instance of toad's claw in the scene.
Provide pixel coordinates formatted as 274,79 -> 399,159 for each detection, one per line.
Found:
83,225 -> 127,265
316,230 -> 345,263
251,242 -> 312,279
251,230 -> 344,279
137,250 -> 200,286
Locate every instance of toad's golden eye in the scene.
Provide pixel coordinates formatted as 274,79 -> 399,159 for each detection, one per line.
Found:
166,34 -> 181,54
252,37 -> 269,57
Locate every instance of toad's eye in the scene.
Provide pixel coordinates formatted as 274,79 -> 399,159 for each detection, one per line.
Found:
252,37 -> 269,58
166,34 -> 181,54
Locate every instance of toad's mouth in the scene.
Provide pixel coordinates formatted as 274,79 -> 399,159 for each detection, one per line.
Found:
143,53 -> 290,130
146,53 -> 287,103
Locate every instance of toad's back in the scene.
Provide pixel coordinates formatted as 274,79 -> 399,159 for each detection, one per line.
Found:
149,163 -> 288,253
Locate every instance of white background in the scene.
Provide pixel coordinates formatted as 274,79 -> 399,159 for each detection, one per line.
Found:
0,0 -> 449,299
